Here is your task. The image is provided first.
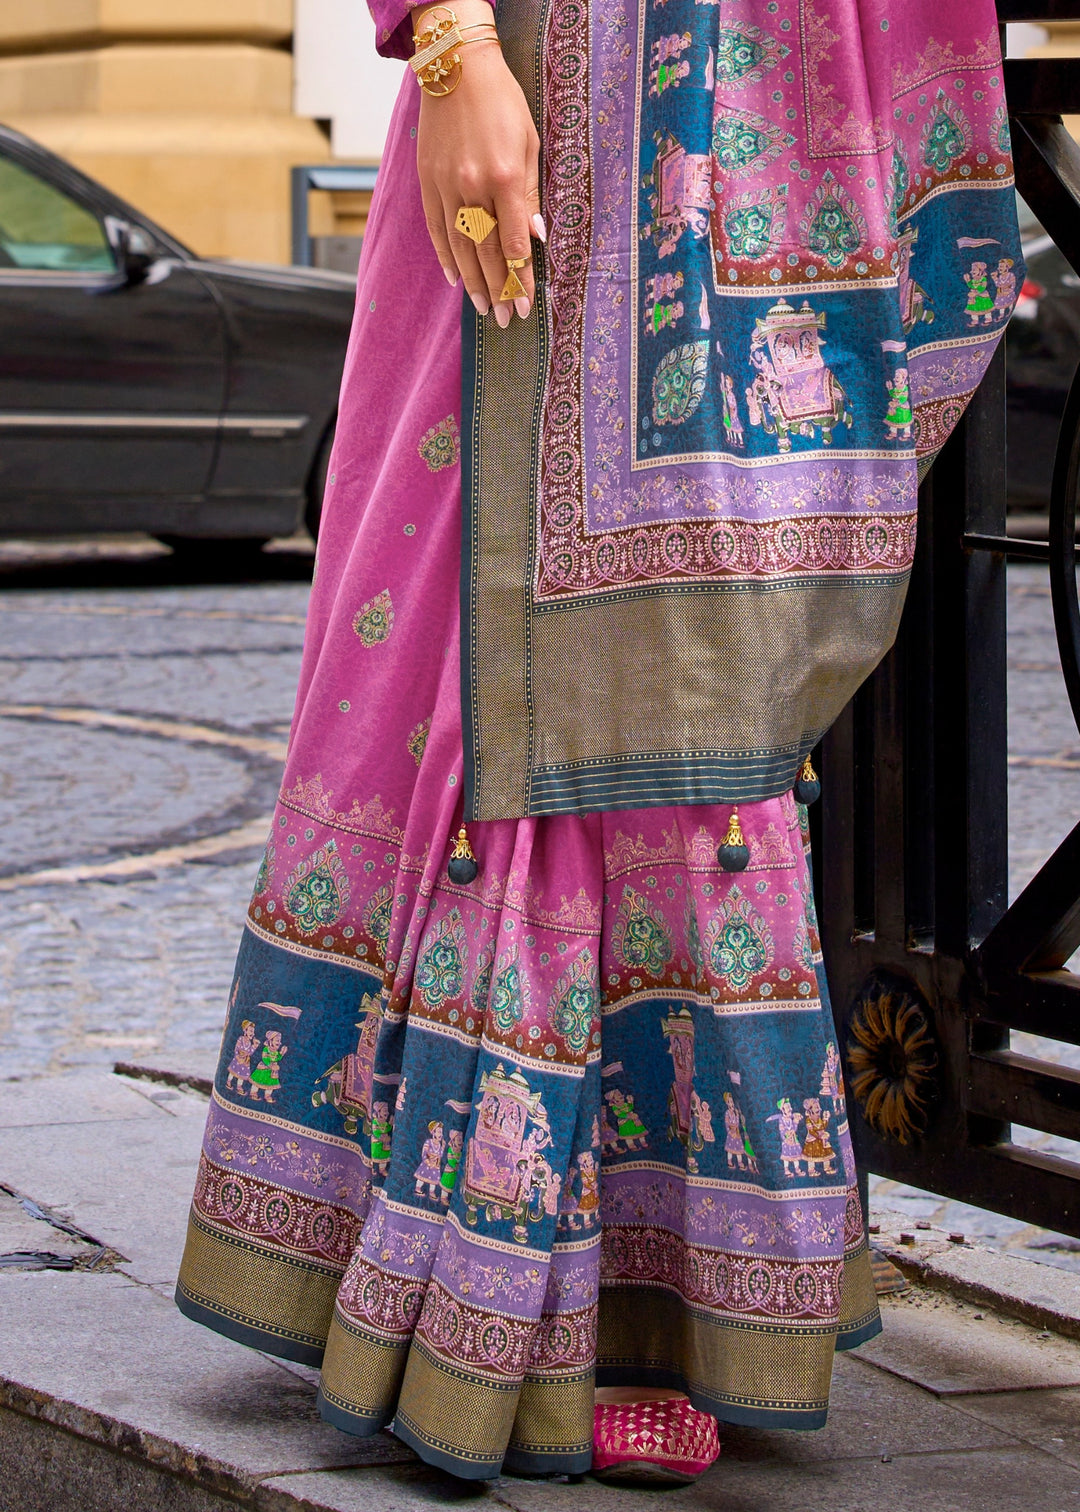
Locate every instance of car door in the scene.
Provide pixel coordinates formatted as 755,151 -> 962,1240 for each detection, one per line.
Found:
0,141 -> 226,533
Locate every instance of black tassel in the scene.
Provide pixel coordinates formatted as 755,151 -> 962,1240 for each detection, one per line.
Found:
793,754 -> 821,806
447,825 -> 479,885
717,807 -> 750,872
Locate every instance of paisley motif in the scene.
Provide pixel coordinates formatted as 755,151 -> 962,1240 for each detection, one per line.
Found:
408,718 -> 431,767
685,898 -> 704,973
921,91 -> 970,174
652,340 -> 709,426
612,885 -> 673,977
722,184 -> 788,260
415,908 -> 466,1009
792,914 -> 818,974
548,948 -> 597,1054
352,589 -> 395,647
704,883 -> 775,992
363,884 -> 393,954
711,111 -> 794,178
471,953 -> 493,1016
887,140 -> 910,237
284,839 -> 351,937
490,946 -> 530,1033
715,24 -> 789,88
417,414 -> 460,472
799,171 -> 866,270
253,840 -> 274,898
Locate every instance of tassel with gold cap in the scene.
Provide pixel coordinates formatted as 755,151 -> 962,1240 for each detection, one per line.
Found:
717,807 -> 750,872
447,825 -> 479,885
794,754 -> 821,806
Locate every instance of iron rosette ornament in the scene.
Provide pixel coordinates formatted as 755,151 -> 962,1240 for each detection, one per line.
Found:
845,972 -> 940,1145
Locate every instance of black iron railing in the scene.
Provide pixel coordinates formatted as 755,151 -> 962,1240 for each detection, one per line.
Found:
821,6 -> 1080,1237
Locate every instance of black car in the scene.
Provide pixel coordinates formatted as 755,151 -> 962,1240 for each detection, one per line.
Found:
1006,202 -> 1080,513
0,123 -> 355,553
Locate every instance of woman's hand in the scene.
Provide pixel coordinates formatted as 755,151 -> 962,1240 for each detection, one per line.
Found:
411,1 -> 543,325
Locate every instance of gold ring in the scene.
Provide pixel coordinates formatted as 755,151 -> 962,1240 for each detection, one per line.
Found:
501,255 -> 530,302
455,206 -> 497,245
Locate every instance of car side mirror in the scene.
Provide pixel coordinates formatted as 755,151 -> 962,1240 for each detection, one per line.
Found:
104,215 -> 157,287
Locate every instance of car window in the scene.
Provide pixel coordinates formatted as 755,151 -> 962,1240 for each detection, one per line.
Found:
0,155 -> 115,272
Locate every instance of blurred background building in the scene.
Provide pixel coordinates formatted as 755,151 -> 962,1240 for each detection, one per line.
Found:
0,7 -> 1068,268
0,0 -> 401,264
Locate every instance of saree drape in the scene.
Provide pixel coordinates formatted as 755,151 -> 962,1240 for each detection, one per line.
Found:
176,0 -> 1021,1483
451,0 -> 1020,820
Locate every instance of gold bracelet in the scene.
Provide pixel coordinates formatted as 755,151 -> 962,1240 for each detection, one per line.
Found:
410,6 -> 498,96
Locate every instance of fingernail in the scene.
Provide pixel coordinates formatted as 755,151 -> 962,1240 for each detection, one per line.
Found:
471,292 -> 490,316
494,301 -> 511,329
514,296 -> 531,320
443,266 -> 459,286
532,213 -> 548,243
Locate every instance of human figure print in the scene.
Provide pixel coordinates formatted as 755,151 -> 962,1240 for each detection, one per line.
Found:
249,1029 -> 286,1103
576,1150 -> 600,1228
649,31 -> 692,95
884,368 -> 914,440
801,1097 -> 837,1175
605,1087 -> 649,1150
722,1090 -> 758,1172
226,1020 -> 259,1096
992,257 -> 1017,321
440,1129 -> 463,1205
414,1120 -> 446,1200
691,1092 -> 716,1148
370,1101 -> 393,1174
964,260 -> 995,326
820,1040 -> 843,1106
720,370 -> 745,447
767,1096 -> 806,1176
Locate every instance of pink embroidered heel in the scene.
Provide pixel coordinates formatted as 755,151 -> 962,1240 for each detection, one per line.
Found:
592,1398 -> 720,1485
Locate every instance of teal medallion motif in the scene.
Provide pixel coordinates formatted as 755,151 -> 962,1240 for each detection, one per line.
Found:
613,885 -> 673,977
800,171 -> 866,270
548,948 -> 597,1054
715,25 -> 789,88
490,946 -> 529,1033
415,908 -> 466,1009
922,91 -> 970,174
705,883 -> 775,992
284,838 -> 351,937
724,184 -> 788,260
652,340 -> 709,426
711,111 -> 794,178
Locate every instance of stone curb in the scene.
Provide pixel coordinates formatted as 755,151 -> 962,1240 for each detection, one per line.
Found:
872,1218 -> 1080,1342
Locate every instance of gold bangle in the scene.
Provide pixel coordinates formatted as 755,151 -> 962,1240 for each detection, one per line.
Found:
410,6 -> 499,95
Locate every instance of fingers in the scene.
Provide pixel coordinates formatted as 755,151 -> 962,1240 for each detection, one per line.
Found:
445,206 -> 492,317
421,183 -> 459,287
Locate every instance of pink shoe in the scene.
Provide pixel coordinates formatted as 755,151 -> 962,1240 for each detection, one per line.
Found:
592,1398 -> 720,1485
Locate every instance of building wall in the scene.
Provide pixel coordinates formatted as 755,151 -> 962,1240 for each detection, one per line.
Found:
0,0 -> 398,263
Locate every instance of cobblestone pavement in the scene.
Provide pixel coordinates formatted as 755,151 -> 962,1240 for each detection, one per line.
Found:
0,538 -> 1078,1271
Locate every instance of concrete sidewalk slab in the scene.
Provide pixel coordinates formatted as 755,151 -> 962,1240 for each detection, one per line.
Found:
5,1071 -> 1080,1511
851,1291 -> 1080,1394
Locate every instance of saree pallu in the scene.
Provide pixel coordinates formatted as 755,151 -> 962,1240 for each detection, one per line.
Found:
176,0 -> 1023,1480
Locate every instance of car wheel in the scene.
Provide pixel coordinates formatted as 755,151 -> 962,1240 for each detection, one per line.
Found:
305,420 -> 336,543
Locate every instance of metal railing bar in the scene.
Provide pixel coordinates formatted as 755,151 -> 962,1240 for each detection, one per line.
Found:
976,816 -> 1080,974
973,970 -> 1080,1042
1047,360 -> 1080,740
1011,116 -> 1080,277
965,532 -> 1054,561
998,1 -> 1080,20
967,1049 -> 1080,1142
1006,58 -> 1080,116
